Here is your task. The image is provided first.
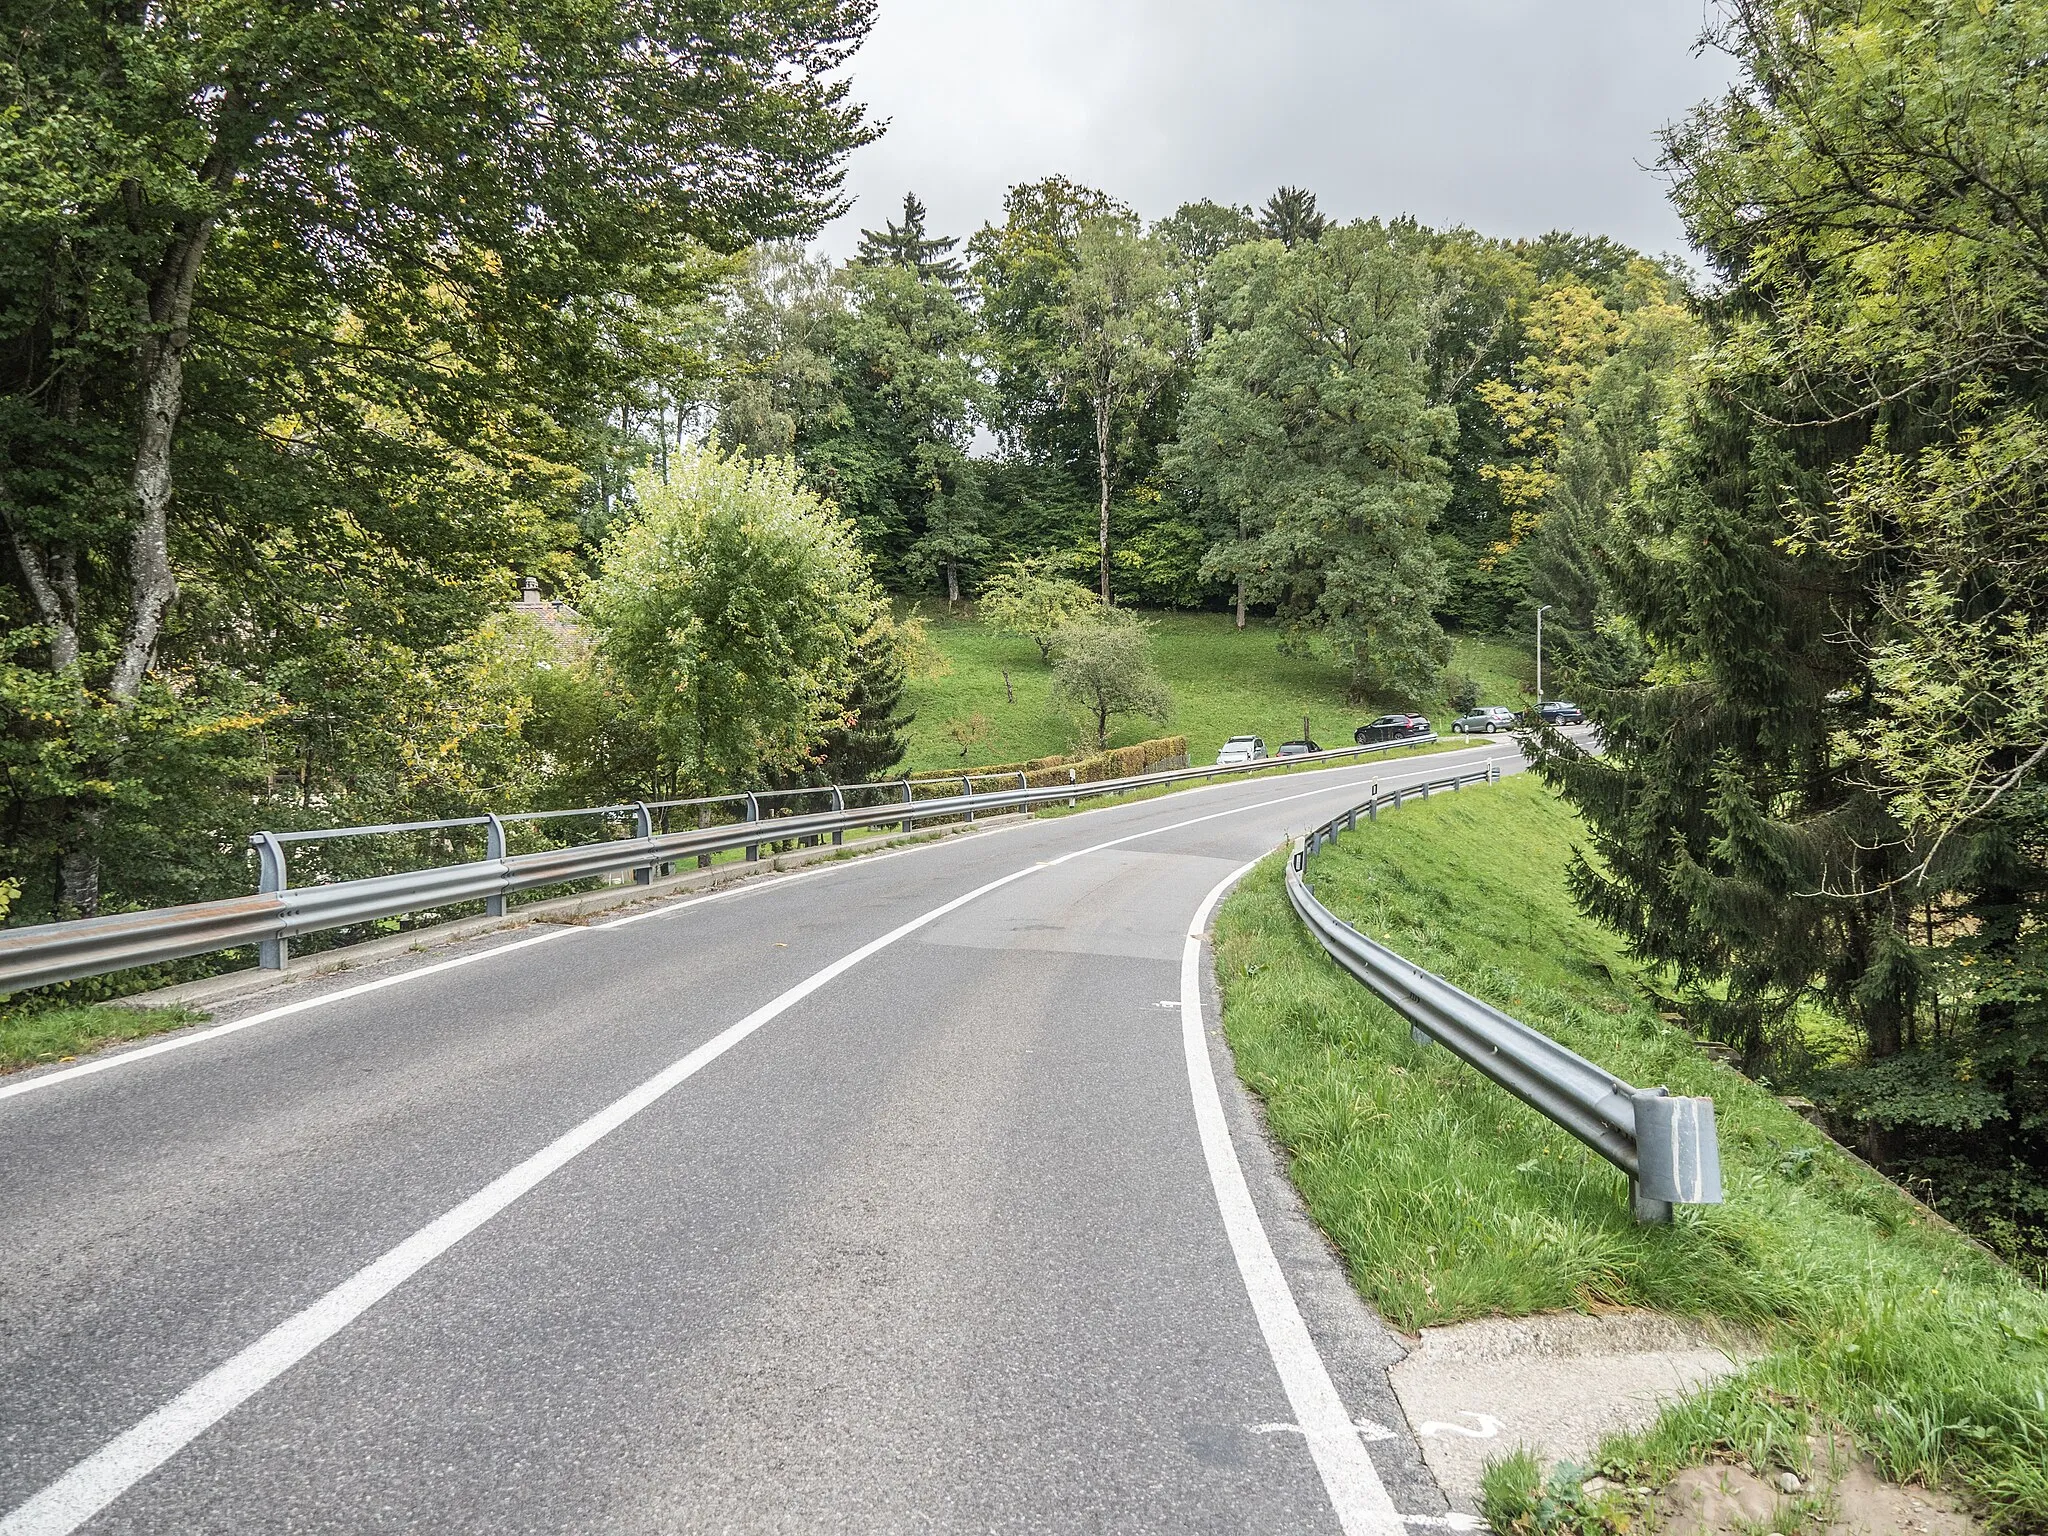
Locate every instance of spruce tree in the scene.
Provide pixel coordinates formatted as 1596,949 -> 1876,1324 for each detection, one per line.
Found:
855,192 -> 966,292
1257,186 -> 1328,248
1535,0 -> 2048,1262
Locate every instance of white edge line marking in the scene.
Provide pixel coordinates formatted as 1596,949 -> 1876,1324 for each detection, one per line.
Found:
1181,860 -> 1406,1536
0,767 -> 1462,1535
0,928 -> 576,1105
0,744 -> 1504,1106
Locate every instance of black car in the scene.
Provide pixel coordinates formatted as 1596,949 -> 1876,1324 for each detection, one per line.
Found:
1536,700 -> 1585,726
1353,713 -> 1432,746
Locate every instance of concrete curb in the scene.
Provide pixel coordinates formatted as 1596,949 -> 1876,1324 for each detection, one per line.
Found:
127,814 -> 1033,1016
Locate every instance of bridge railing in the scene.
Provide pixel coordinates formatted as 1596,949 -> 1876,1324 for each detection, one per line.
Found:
1284,765 -> 1722,1224
0,734 -> 1440,998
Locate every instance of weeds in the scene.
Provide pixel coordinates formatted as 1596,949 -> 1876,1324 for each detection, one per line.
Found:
0,1002 -> 204,1073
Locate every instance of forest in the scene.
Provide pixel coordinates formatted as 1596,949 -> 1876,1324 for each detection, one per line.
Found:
1,1 -> 2043,1268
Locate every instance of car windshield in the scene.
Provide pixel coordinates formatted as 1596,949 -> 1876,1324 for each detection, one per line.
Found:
1225,737 -> 1256,746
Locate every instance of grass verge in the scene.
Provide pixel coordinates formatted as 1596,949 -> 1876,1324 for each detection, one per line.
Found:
1213,773 -> 2048,1530
0,1003 -> 205,1074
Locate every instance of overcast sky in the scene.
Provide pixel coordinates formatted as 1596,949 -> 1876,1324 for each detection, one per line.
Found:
815,0 -> 1736,265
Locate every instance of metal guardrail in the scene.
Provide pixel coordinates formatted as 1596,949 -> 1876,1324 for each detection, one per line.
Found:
1284,765 -> 1722,1224
0,734 -> 1442,998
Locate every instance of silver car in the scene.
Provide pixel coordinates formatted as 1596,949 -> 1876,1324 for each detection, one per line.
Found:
1215,735 -> 1267,766
1452,705 -> 1516,734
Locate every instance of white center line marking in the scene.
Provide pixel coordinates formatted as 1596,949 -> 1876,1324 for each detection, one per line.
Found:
0,767 -> 1469,1535
1181,860 -> 1406,1536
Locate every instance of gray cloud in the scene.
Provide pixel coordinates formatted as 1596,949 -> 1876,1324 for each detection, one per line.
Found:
817,0 -> 1735,261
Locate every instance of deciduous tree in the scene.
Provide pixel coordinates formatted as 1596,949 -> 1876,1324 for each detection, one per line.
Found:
1169,224 -> 1456,698
1049,610 -> 1171,750
1051,217 -> 1180,603
585,446 -> 885,795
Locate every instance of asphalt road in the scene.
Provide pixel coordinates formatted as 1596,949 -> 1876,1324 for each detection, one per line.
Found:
0,740 -> 1532,1534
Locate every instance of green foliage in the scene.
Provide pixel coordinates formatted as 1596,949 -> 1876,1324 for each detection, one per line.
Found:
708,243 -> 981,589
1048,609 -> 1172,749
0,0 -> 876,920
1051,215 -> 1182,602
854,191 -> 965,292
976,555 -> 1099,662
585,447 -> 886,795
1170,222 -> 1456,697
1215,774 -> 2048,1528
1257,185 -> 1328,248
1534,0 -> 2048,1259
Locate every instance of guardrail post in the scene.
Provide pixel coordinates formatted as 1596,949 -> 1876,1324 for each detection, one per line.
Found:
1422,781 -> 1431,800
1346,807 -> 1357,832
698,804 -> 712,868
484,814 -> 508,917
632,802 -> 655,885
744,792 -> 760,862
963,775 -> 974,824
251,832 -> 289,970
1411,1024 -> 1435,1048
830,785 -> 845,846
902,779 -> 914,833
1631,1088 -> 1721,1222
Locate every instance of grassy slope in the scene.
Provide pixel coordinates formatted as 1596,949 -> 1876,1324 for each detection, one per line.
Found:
902,606 -> 1527,774
1214,773 -> 2048,1529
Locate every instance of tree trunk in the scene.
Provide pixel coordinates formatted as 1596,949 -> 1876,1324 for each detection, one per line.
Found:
1235,576 -> 1246,630
111,202 -> 219,702
945,560 -> 959,604
1096,400 -> 1113,605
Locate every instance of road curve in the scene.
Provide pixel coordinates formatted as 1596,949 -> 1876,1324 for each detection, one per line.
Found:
0,741 -> 1531,1534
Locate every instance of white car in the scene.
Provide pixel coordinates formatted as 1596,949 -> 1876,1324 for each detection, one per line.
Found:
1216,735 -> 1267,766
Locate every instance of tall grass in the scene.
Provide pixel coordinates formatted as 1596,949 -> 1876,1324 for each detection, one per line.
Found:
1214,774 -> 2048,1530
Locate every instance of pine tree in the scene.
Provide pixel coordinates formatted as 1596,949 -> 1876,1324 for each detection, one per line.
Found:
1258,186 -> 1328,247
855,192 -> 966,292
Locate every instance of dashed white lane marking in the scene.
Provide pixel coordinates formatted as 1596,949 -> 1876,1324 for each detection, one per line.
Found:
0,769 -> 1467,1535
1180,861 -> 1406,1536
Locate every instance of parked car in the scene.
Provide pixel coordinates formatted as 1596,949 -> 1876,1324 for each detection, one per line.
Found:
1216,735 -> 1267,766
1452,706 -> 1516,735
1536,700 -> 1586,726
1276,739 -> 1321,757
1353,713 -> 1432,746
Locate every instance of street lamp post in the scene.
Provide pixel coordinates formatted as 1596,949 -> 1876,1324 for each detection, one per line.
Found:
1535,604 -> 1552,705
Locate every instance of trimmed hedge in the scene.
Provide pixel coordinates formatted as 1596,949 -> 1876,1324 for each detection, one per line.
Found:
906,735 -> 1189,799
